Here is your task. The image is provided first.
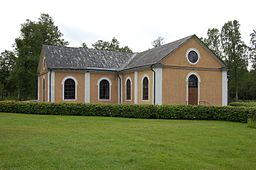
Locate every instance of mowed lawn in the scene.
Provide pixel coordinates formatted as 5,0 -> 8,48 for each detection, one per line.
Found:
0,113 -> 256,170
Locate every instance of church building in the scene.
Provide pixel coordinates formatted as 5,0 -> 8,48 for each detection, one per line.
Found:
37,35 -> 228,106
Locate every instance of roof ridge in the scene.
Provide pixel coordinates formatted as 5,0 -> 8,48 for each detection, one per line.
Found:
43,44 -> 133,55
137,34 -> 194,54
122,35 -> 194,70
119,53 -> 138,71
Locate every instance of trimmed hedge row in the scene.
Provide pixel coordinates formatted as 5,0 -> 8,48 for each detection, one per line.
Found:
0,102 -> 256,123
229,101 -> 256,107
248,117 -> 256,128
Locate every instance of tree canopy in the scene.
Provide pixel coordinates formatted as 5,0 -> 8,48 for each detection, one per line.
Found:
91,37 -> 132,53
151,37 -> 165,48
0,50 -> 16,98
202,20 -> 252,101
250,30 -> 256,69
12,13 -> 69,100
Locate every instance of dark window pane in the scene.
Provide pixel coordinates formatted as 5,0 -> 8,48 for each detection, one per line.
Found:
126,79 -> 131,100
188,75 -> 198,87
142,77 -> 148,100
99,80 -> 110,99
188,50 -> 198,63
64,78 -> 76,99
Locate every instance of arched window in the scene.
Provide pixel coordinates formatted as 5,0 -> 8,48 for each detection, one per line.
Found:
126,79 -> 131,100
99,79 -> 110,100
142,76 -> 149,100
187,74 -> 199,105
188,75 -> 198,87
64,78 -> 76,100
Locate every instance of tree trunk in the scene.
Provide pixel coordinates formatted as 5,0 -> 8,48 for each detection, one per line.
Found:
17,87 -> 21,101
235,66 -> 238,101
235,87 -> 238,101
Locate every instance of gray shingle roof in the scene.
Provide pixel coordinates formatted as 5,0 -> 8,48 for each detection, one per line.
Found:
41,34 -> 225,72
42,45 -> 133,70
122,35 -> 192,70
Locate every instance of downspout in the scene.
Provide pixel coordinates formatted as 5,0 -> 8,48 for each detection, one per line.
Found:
117,73 -> 122,104
49,69 -> 52,102
150,65 -> 156,105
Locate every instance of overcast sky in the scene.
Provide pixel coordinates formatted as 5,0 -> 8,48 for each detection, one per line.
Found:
0,0 -> 255,53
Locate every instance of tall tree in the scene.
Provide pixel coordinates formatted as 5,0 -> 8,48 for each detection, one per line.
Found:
92,37 -> 132,53
81,42 -> 88,48
152,37 -> 164,48
0,50 -> 16,98
202,28 -> 223,58
221,20 -> 248,101
249,30 -> 256,69
12,13 -> 68,100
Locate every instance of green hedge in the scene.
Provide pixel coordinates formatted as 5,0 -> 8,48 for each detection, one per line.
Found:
248,114 -> 256,128
229,101 -> 256,107
0,102 -> 256,123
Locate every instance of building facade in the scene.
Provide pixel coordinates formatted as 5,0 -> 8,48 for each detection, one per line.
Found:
37,35 -> 228,106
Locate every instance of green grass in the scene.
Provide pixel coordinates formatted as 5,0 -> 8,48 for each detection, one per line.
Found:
0,113 -> 256,170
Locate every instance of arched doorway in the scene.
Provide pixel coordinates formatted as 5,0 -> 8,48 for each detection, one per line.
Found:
188,75 -> 198,105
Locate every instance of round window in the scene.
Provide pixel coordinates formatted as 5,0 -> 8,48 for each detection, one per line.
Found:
186,49 -> 200,64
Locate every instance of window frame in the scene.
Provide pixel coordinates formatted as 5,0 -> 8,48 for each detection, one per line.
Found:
186,48 -> 200,65
185,72 -> 201,105
97,77 -> 112,101
125,77 -> 132,101
141,75 -> 150,101
62,76 -> 78,101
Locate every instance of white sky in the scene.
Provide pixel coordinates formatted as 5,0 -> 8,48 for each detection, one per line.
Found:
0,0 -> 255,53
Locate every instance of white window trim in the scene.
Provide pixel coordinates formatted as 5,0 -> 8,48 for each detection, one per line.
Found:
47,72 -> 50,102
37,77 -> 40,101
42,76 -> 46,102
50,71 -> 55,103
61,76 -> 78,101
125,77 -> 132,101
84,72 -> 90,103
222,70 -> 228,106
186,48 -> 200,65
154,68 -> 163,105
134,72 -> 138,104
97,77 -> 112,101
141,74 -> 150,101
186,72 -> 201,105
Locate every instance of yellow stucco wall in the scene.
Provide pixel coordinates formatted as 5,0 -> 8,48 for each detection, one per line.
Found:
121,72 -> 134,104
38,73 -> 48,102
54,71 -> 85,103
137,69 -> 154,105
90,72 -> 118,104
162,68 -> 222,105
161,37 -> 222,68
38,54 -> 48,102
161,37 -> 223,106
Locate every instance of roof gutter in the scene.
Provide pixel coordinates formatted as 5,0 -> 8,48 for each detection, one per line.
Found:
117,73 -> 122,104
150,65 -> 156,105
49,69 -> 52,102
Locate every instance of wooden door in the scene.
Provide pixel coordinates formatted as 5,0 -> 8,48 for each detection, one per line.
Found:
188,75 -> 198,105
188,87 -> 198,105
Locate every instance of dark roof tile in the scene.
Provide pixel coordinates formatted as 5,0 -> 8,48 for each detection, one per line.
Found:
41,35 -> 225,72
43,45 -> 133,70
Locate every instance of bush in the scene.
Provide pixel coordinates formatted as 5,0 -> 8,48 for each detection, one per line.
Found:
248,114 -> 256,128
0,101 -> 255,123
229,101 -> 256,107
